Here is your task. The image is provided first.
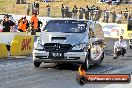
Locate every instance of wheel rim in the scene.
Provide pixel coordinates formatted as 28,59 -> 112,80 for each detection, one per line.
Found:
90,45 -> 103,61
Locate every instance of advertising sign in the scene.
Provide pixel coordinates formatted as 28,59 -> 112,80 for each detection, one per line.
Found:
99,23 -> 128,39
10,35 -> 34,56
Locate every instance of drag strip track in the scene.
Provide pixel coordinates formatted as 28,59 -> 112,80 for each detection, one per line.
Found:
0,38 -> 132,88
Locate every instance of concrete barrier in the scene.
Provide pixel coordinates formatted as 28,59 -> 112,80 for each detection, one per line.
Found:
0,32 -> 35,58
125,31 -> 132,39
10,35 -> 34,56
0,43 -> 8,58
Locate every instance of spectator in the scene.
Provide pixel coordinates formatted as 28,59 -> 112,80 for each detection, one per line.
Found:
65,6 -> 69,18
2,15 -> 15,32
0,20 -> 3,32
91,5 -> 96,10
30,10 -> 39,35
37,20 -> 43,32
90,5 -> 95,20
108,0 -> 112,5
32,1 -> 39,15
97,7 -> 102,21
72,5 -> 78,19
18,16 -> 29,32
61,4 -> 65,18
84,5 -> 90,20
124,8 -> 129,21
93,6 -> 100,20
111,11 -> 116,23
128,14 -> 132,30
116,11 -> 123,24
94,9 -> 100,21
116,0 -> 121,5
46,4 -> 51,17
27,3 -> 31,15
96,6 -> 99,10
72,8 -> 75,18
103,9 -> 109,23
79,7 -> 84,19
112,0 -> 117,5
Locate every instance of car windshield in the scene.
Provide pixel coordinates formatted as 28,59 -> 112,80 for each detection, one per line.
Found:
44,20 -> 87,33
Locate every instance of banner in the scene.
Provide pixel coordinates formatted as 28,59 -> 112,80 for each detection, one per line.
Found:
99,22 -> 130,39
10,35 -> 34,56
125,31 -> 132,39
0,43 -> 8,58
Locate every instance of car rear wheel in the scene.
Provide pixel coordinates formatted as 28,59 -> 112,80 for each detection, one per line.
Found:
89,44 -> 104,65
34,61 -> 42,67
130,45 -> 132,49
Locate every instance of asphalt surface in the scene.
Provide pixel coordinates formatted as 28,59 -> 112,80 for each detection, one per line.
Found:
0,38 -> 132,88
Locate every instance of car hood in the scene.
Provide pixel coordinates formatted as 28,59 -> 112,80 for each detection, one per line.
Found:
40,31 -> 88,46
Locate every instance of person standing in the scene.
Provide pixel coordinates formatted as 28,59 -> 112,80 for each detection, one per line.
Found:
124,8 -> 129,21
111,11 -> 116,23
61,4 -> 65,18
27,3 -> 31,15
37,20 -> 43,32
84,5 -> 90,20
95,6 -> 101,21
72,5 -> 78,19
0,21 -> 3,32
65,6 -> 69,18
79,7 -> 83,19
90,5 -> 95,20
2,15 -> 15,32
46,4 -> 51,17
72,7 -> 75,18
18,16 -> 29,32
116,11 -> 123,24
103,9 -> 109,23
30,10 -> 38,35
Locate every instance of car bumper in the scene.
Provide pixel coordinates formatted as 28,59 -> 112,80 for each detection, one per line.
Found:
33,50 -> 87,63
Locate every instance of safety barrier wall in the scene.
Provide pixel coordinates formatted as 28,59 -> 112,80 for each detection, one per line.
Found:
126,31 -> 132,39
0,33 -> 17,44
99,22 -> 132,39
0,33 -> 34,58
10,35 -> 34,56
0,43 -> 8,58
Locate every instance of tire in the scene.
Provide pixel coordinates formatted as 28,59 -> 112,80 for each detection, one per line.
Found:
89,44 -> 104,65
90,52 -> 104,65
82,55 -> 89,70
130,45 -> 132,49
93,52 -> 104,66
34,61 -> 42,67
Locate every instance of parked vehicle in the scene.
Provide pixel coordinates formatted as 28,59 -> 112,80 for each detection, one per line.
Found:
32,18 -> 105,69
129,39 -> 132,49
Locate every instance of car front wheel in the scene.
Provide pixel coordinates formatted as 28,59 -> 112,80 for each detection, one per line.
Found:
82,54 -> 89,70
34,61 -> 42,67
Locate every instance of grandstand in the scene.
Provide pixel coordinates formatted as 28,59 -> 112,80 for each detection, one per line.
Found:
0,0 -> 132,17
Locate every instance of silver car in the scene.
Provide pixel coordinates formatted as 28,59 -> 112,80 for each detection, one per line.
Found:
33,18 -> 105,69
129,39 -> 132,49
